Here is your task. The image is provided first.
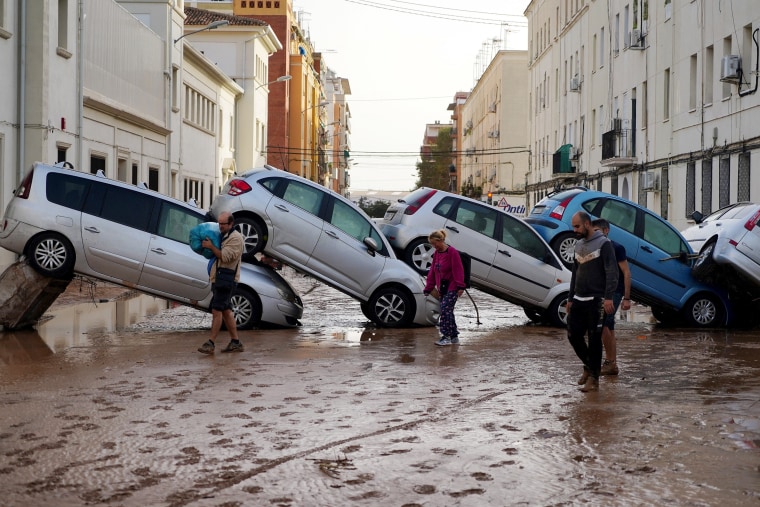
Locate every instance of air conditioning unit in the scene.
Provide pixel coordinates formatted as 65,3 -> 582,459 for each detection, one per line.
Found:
611,118 -> 623,131
569,77 -> 580,92
629,29 -> 644,49
720,55 -> 741,82
641,171 -> 660,191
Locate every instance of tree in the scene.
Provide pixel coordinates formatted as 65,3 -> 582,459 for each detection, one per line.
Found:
356,196 -> 390,218
415,127 -> 453,191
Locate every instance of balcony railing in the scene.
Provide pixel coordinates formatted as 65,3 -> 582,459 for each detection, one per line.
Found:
601,129 -> 637,167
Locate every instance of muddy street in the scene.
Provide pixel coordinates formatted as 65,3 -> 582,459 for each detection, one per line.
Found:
1,269 -> 759,506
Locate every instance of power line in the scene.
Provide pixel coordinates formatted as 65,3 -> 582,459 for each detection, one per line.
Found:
345,0 -> 527,26
386,0 -> 528,18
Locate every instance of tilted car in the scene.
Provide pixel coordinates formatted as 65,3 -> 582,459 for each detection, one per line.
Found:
681,202 -> 760,293
208,165 -> 439,328
525,187 -> 733,327
0,162 -> 303,329
376,187 -> 571,327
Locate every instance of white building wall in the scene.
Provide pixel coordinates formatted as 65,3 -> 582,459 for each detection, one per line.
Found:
525,0 -> 760,231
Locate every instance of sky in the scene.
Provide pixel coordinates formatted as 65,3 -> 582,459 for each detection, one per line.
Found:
294,0 -> 530,191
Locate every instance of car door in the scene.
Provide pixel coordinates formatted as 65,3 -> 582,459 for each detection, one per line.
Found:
308,197 -> 387,298
264,178 -> 325,268
80,182 -> 153,284
488,214 -> 560,303
138,202 -> 210,302
442,200 -> 498,286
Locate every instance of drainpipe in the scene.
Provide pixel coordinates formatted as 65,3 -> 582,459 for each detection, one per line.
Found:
739,28 -> 759,97
165,15 -> 173,197
17,0 -> 26,184
77,0 -> 84,171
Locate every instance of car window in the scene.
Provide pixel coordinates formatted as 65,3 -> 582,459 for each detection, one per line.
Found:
86,183 -> 155,231
432,196 -> 457,219
327,199 -> 388,256
259,177 -> 279,194
158,203 -> 204,244
716,203 -> 756,220
643,213 -> 688,254
501,215 -> 549,261
454,201 -> 498,239
47,173 -> 90,211
598,199 -> 637,234
281,180 -> 324,215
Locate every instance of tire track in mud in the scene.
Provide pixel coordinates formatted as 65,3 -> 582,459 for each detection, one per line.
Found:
168,390 -> 504,506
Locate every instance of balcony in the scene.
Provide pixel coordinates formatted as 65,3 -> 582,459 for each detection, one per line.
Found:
601,129 -> 637,167
552,144 -> 576,176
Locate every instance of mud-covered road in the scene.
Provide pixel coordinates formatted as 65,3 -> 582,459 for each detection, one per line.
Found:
1,268 -> 759,506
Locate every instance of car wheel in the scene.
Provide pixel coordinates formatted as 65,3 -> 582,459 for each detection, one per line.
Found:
692,239 -> 719,283
404,238 -> 435,275
682,292 -> 725,327
552,232 -> 577,269
366,287 -> 415,328
230,286 -> 262,330
524,308 -> 544,323
651,307 -> 680,325
547,292 -> 570,327
26,232 -> 75,279
235,216 -> 266,257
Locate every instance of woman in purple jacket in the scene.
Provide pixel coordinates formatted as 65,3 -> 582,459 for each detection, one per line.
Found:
423,229 -> 466,346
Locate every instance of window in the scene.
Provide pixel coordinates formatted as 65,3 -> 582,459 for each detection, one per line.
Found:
701,158 -> 713,215
90,154 -> 106,175
501,216 -> 548,261
172,66 -> 180,111
643,213 -> 686,256
47,173 -> 90,210
689,54 -> 697,111
432,197 -> 458,219
686,162 -> 696,218
57,145 -> 68,164
738,152 -> 750,202
719,156 -> 730,209
723,37 -> 732,99
184,177 -> 204,209
597,199 -> 636,234
84,183 -> 154,231
131,163 -> 138,185
158,204 -> 204,244
705,46 -> 714,105
328,199 -> 370,243
282,181 -> 323,215
663,68 -> 670,121
453,201 -> 498,239
57,0 -> 68,50
148,166 -> 159,191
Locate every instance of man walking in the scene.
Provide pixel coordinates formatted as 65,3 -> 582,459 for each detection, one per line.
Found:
592,218 -> 632,376
198,212 -> 245,354
567,211 -> 618,392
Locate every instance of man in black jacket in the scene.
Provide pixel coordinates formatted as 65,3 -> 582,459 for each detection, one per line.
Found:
567,211 -> 619,392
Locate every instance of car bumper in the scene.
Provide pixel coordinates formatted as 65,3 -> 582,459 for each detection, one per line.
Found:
260,294 -> 302,327
413,293 -> 440,326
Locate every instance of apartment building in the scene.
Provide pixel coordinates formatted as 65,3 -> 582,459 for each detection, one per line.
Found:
525,0 -> 760,231
460,50 -> 530,208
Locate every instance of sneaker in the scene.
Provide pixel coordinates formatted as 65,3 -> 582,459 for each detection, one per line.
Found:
198,341 -> 215,354
600,360 -> 619,376
435,337 -> 452,346
580,376 -> 599,392
450,336 -> 460,345
221,340 -> 244,353
577,369 -> 590,385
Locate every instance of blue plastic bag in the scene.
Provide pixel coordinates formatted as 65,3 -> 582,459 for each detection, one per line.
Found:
189,222 -> 221,259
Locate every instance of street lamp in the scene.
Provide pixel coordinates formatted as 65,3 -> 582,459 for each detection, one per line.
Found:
302,101 -> 329,113
255,75 -> 291,90
174,19 -> 229,44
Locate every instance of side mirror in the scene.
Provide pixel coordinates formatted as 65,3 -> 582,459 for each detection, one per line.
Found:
690,210 -> 704,224
363,237 -> 378,256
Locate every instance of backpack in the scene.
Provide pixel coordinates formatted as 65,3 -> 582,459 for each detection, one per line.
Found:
458,251 -> 472,289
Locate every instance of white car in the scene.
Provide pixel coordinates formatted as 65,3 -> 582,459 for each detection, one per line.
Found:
208,165 -> 439,328
376,187 -> 571,327
0,162 -> 303,329
682,202 -> 760,291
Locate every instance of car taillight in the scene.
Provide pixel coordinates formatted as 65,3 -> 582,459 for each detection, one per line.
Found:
15,169 -> 34,199
549,196 -> 574,220
227,179 -> 252,196
744,210 -> 760,231
403,190 -> 437,215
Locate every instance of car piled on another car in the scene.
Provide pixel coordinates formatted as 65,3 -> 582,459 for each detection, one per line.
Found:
681,202 -> 760,296
0,162 -> 303,329
208,165 -> 439,328
525,187 -> 733,327
376,187 -> 571,327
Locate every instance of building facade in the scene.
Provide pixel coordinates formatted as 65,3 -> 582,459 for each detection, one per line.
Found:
524,0 -> 760,231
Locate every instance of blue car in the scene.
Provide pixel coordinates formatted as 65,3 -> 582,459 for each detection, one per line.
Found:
525,188 -> 732,327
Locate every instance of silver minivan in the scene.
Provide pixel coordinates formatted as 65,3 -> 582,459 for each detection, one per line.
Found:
0,162 -> 303,329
